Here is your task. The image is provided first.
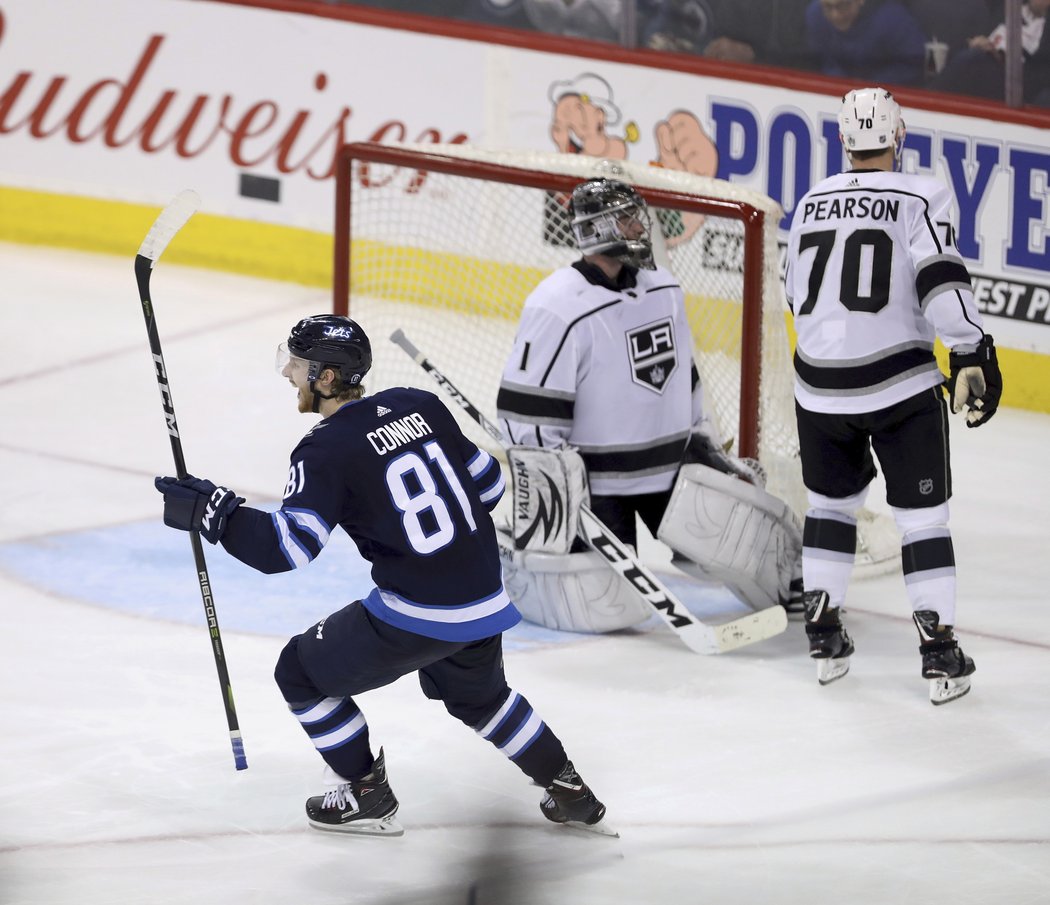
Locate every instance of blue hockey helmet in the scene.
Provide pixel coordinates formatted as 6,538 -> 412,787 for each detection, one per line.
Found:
283,315 -> 372,386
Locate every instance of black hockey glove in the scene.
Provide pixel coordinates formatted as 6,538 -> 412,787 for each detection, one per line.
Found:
948,335 -> 1002,428
154,475 -> 244,544
683,432 -> 765,486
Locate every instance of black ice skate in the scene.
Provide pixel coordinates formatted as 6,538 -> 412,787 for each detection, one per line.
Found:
804,590 -> 854,685
913,611 -> 976,706
305,748 -> 404,836
540,761 -> 616,837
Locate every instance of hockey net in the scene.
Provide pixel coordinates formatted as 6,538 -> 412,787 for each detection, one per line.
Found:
332,141 -> 899,571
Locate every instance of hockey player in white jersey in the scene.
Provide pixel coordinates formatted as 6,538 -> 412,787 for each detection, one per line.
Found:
784,87 -> 1002,704
496,177 -> 803,634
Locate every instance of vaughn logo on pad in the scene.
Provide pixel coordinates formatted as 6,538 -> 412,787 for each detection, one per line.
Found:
626,319 -> 677,392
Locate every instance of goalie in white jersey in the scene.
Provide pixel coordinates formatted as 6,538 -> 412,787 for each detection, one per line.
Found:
785,87 -> 1003,704
496,176 -> 803,635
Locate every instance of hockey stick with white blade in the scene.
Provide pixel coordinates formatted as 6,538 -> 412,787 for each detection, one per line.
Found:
389,328 -> 787,655
135,190 -> 247,770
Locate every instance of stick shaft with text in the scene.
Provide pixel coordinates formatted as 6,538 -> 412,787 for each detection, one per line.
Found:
135,190 -> 247,769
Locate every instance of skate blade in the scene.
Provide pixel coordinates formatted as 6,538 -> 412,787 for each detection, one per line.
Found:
816,656 -> 850,686
561,818 -> 620,838
308,814 -> 405,837
929,675 -> 972,706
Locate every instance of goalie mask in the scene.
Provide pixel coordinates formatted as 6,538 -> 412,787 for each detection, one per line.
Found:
277,314 -> 372,391
569,178 -> 656,270
838,87 -> 906,169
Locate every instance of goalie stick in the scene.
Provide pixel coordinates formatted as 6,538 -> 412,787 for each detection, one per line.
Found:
135,190 -> 247,770
389,328 -> 787,655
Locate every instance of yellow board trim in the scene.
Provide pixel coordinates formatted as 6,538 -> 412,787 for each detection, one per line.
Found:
351,238 -> 736,356
0,186 -> 332,287
2,186 -> 1048,414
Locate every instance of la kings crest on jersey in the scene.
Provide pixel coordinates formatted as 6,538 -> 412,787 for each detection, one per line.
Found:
627,317 -> 678,392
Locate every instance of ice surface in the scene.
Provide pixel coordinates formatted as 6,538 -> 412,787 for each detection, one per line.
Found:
1,243 -> 1048,905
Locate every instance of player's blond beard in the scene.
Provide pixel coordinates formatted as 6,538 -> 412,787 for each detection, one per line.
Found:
298,381 -> 362,414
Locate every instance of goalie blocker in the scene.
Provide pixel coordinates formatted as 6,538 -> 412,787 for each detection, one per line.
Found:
502,446 -> 651,632
503,448 -> 801,634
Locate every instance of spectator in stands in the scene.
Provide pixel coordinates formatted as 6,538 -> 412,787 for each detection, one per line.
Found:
909,0 -> 996,76
522,0 -> 623,43
929,0 -> 1050,104
701,0 -> 814,69
806,0 -> 927,86
640,0 -> 717,54
457,0 -> 537,30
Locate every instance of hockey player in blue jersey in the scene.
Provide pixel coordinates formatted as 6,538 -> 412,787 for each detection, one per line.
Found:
154,315 -> 610,836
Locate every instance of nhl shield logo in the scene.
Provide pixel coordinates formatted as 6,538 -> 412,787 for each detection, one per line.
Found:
626,318 -> 678,393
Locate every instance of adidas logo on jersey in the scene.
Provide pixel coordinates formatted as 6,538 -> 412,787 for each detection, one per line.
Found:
847,177 -> 860,187
376,405 -> 392,417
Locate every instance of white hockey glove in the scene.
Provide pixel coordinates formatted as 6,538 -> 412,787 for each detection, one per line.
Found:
507,446 -> 590,554
948,335 -> 1002,428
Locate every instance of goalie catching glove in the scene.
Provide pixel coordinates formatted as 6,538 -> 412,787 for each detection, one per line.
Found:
683,430 -> 766,487
948,334 -> 1002,428
154,475 -> 244,544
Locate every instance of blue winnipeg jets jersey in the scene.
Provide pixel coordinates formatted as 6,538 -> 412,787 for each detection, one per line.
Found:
220,387 -> 517,642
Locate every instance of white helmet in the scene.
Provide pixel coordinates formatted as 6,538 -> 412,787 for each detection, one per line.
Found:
838,87 -> 905,158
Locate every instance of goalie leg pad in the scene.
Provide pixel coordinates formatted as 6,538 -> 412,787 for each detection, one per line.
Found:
657,465 -> 802,612
498,530 -> 650,633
